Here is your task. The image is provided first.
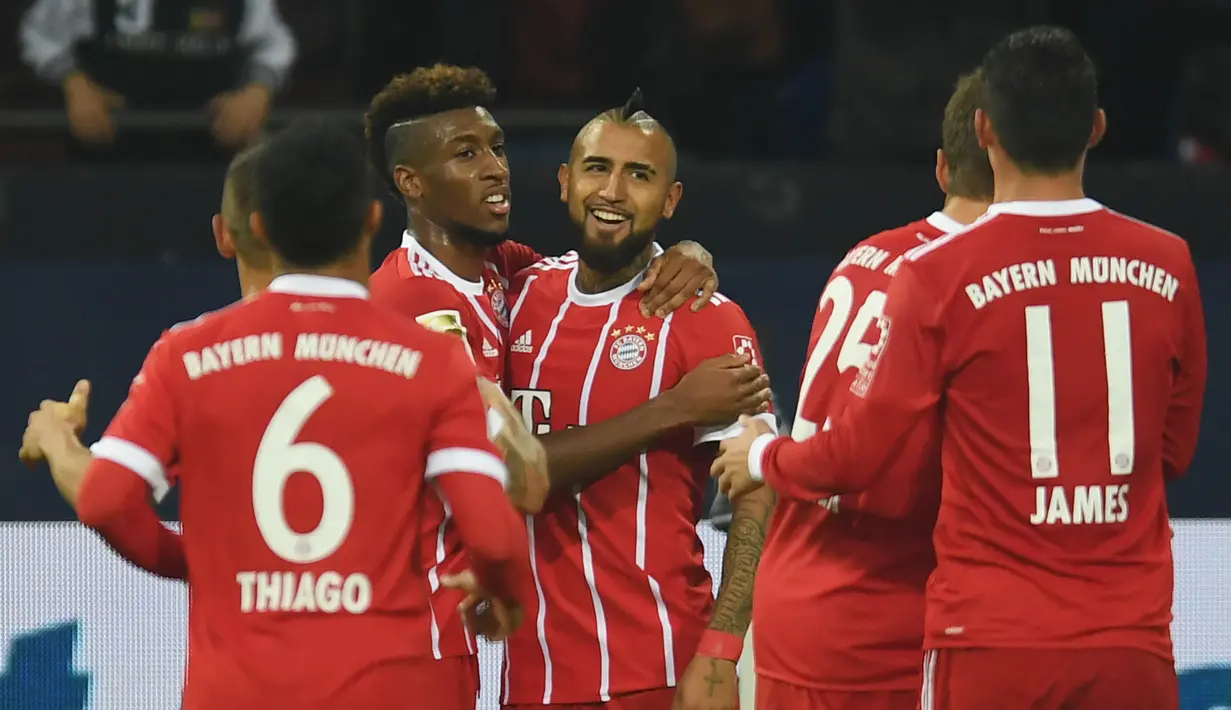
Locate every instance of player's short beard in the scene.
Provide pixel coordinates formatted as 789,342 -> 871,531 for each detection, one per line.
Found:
444,220 -> 509,249
575,220 -> 656,276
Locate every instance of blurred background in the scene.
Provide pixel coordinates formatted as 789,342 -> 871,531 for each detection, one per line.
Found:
1,0 -> 1229,708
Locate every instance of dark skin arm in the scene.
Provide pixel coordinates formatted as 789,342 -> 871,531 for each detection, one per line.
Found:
539,353 -> 771,491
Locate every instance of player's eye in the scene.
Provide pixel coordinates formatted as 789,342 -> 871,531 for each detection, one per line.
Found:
631,170 -> 649,181
586,164 -> 607,173
492,143 -> 506,157
456,149 -> 476,159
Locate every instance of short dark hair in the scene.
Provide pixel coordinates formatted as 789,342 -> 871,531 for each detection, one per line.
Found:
222,143 -> 269,266
941,70 -> 994,200
980,26 -> 1098,173
254,118 -> 373,268
363,64 -> 497,194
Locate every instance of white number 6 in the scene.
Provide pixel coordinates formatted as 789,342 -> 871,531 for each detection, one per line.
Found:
252,375 -> 354,564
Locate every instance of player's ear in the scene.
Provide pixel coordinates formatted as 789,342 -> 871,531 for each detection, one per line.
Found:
661,181 -> 683,220
935,149 -> 951,195
973,109 -> 994,150
393,164 -> 422,201
363,199 -> 384,237
1089,108 -> 1107,148
212,213 -> 237,260
249,211 -> 271,247
557,163 -> 570,203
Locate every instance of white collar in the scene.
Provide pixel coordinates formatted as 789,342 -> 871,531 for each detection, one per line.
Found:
567,243 -> 665,308
985,198 -> 1103,218
402,230 -> 485,296
267,274 -> 369,299
924,211 -> 966,234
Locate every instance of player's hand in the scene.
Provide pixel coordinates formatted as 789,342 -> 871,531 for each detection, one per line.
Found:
441,570 -> 525,642
63,72 -> 124,145
711,417 -> 771,500
637,240 -> 717,318
19,380 -> 91,468
209,84 -> 270,149
477,378 -> 550,513
664,354 -> 770,428
673,656 -> 739,710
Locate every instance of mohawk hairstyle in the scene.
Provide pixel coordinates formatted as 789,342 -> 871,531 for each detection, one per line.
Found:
941,70 -> 994,200
596,87 -> 654,126
363,64 -> 498,195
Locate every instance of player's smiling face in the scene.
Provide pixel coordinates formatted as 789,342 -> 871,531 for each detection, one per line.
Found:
416,106 -> 511,245
559,121 -> 682,272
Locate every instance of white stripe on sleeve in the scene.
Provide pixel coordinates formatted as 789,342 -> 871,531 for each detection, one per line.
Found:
19,0 -> 93,83
425,447 -> 508,488
89,436 -> 171,502
239,0 -> 297,91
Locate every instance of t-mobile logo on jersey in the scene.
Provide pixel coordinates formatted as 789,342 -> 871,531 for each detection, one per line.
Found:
510,388 -> 552,434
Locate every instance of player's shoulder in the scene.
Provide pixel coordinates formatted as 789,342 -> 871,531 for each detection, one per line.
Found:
510,251 -> 578,291
159,300 -> 247,347
858,214 -> 957,255
1098,207 -> 1194,261
667,290 -> 751,331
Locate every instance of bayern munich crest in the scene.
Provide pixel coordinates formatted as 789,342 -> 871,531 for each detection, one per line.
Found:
487,282 -> 509,328
610,332 -> 649,370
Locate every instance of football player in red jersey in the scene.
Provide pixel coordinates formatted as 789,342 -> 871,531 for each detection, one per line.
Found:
742,70 -> 993,710
362,68 -> 771,673
715,27 -> 1207,710
39,119 -> 533,710
496,95 -> 775,710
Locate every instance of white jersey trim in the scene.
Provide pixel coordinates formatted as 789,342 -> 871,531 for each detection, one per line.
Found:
90,436 -> 171,502
983,197 -> 1103,218
268,273 -> 369,299
746,433 -> 777,483
402,230 -> 486,296
566,243 -> 664,308
924,211 -> 966,234
424,447 -> 508,488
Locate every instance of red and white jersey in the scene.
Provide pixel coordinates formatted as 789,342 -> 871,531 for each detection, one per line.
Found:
501,250 -> 775,705
370,231 -> 543,385
88,274 -> 509,708
754,213 -> 958,692
754,199 -> 1207,662
368,231 -> 541,659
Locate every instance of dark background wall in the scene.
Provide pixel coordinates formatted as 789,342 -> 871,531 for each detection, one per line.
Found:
2,152 -> 1226,521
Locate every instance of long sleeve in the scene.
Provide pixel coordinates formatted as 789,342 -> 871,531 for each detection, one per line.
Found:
750,262 -> 945,497
1162,250 -> 1207,479
19,0 -> 93,85
237,0 -> 296,92
77,458 -> 187,580
425,341 -> 531,603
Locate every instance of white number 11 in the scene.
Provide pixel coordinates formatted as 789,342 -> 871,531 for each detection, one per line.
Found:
1024,300 -> 1135,480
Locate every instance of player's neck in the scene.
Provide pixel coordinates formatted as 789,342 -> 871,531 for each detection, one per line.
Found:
407,210 -> 487,281
941,196 -> 991,226
274,257 -> 370,290
992,165 -> 1086,205
575,246 -> 655,295
237,261 -> 273,299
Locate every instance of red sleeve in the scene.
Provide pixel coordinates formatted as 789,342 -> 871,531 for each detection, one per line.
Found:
77,460 -> 187,579
425,339 -> 531,603
682,296 -> 777,444
1163,252 -> 1207,478
751,261 -> 944,496
78,334 -> 187,579
493,240 -> 545,277
371,276 -> 481,363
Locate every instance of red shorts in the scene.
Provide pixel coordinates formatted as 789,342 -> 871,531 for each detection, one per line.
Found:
921,648 -> 1177,710
504,686 -> 675,710
755,676 -> 916,710
408,654 -> 479,710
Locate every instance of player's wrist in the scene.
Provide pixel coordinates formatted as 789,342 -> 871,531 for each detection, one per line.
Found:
646,389 -> 694,431
697,629 -> 744,663
747,433 -> 776,482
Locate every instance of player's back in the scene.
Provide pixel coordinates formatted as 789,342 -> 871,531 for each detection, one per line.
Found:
754,215 -> 950,691
910,199 -> 1206,660
164,275 -> 487,708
